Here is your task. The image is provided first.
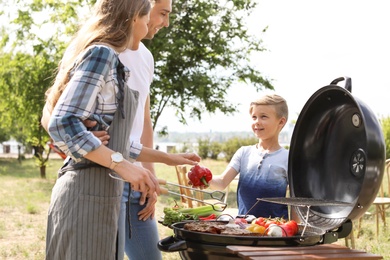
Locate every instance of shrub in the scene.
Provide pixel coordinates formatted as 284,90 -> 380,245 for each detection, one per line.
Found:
222,136 -> 257,162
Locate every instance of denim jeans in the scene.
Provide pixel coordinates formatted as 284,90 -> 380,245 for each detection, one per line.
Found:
117,183 -> 162,260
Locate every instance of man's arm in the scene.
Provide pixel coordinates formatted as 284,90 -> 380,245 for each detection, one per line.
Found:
140,95 -> 155,173
138,95 -> 156,220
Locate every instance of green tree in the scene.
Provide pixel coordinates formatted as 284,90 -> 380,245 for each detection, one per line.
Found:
0,0 -> 71,177
0,126 -> 10,144
209,141 -> 223,160
145,0 -> 273,134
0,51 -> 57,177
197,137 -> 210,159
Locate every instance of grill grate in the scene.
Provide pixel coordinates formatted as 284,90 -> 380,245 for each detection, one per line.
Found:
257,197 -> 352,207
253,197 -> 352,236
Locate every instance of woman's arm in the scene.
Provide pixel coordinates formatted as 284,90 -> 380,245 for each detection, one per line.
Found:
83,145 -> 160,197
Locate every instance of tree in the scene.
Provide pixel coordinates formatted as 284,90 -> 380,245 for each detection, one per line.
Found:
0,125 -> 10,143
0,51 -> 57,177
0,0 -> 72,177
146,0 -> 273,135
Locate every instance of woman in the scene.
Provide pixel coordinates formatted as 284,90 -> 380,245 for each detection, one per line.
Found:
44,0 -> 199,259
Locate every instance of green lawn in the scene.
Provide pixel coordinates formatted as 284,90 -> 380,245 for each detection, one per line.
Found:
0,158 -> 389,260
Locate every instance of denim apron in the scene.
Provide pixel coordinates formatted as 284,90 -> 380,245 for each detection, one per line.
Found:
45,60 -> 138,260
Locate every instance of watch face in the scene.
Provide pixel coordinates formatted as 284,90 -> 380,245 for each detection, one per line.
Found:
112,153 -> 123,162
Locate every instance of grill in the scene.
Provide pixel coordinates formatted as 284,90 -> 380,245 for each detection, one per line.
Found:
158,77 -> 386,259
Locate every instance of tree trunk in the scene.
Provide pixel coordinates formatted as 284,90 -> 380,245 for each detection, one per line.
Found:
40,165 -> 46,179
17,145 -> 22,164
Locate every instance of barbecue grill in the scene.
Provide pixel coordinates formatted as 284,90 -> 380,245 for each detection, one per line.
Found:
158,77 -> 386,259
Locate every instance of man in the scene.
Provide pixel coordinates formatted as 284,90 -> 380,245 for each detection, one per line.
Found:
117,0 -> 172,259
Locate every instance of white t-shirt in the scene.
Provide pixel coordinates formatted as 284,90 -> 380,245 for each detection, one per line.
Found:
118,43 -> 154,143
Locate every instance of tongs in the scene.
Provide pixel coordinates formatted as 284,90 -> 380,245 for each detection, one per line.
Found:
108,173 -> 227,212
158,179 -> 227,212
158,179 -> 226,201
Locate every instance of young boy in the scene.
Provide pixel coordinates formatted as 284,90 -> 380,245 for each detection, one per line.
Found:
209,94 -> 289,218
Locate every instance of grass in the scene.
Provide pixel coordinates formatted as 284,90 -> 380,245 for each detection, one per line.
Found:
0,158 -> 389,260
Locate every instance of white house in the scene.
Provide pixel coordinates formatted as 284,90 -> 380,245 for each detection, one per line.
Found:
0,138 -> 24,154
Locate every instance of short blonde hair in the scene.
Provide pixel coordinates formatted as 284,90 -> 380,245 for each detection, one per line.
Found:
249,94 -> 289,122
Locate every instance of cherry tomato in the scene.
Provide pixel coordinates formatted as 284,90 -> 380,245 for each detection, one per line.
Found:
255,217 -> 266,227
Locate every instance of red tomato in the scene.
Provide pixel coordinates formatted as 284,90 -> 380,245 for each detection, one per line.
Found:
280,220 -> 299,236
255,217 -> 266,227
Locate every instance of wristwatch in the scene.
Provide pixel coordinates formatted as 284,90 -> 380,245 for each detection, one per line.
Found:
109,152 -> 124,170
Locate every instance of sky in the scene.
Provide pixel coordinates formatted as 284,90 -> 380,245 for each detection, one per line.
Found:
157,0 -> 390,133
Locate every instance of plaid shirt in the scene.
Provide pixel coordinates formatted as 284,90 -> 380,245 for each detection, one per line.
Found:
48,45 -> 142,161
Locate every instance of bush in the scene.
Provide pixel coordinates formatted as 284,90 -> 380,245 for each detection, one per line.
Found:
209,141 -> 222,160
222,136 -> 258,162
197,137 -> 210,159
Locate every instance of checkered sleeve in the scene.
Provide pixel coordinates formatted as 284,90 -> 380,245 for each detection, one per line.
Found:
48,46 -> 118,161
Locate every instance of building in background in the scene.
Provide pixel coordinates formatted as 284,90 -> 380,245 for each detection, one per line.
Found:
0,138 -> 24,155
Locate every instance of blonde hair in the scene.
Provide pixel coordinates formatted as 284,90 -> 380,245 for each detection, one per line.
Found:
44,0 -> 151,112
249,94 -> 289,122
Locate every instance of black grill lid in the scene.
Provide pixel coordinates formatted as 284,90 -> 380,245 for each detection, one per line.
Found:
287,77 -> 385,231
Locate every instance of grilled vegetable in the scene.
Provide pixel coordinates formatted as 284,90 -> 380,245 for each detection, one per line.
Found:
252,217 -> 299,237
280,220 -> 299,236
199,214 -> 217,220
267,224 -> 284,237
162,205 -> 222,226
162,207 -> 194,226
246,223 -> 266,234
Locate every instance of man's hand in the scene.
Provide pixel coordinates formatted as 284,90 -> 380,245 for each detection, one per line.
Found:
138,192 -> 157,221
84,120 -> 110,145
164,152 -> 201,166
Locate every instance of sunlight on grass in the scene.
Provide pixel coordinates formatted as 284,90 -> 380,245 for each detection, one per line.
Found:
26,203 -> 39,214
0,221 -> 5,239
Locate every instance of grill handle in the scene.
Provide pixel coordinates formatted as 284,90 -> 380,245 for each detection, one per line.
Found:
157,235 -> 187,252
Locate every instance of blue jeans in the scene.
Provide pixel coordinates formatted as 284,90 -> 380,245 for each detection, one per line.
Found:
117,183 -> 162,260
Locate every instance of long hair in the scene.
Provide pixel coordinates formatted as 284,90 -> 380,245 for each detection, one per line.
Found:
45,0 -> 151,112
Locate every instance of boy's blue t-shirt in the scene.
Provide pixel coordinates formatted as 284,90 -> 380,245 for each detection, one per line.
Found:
229,145 -> 289,218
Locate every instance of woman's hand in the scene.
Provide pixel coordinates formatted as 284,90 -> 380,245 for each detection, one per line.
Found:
119,164 -> 161,198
